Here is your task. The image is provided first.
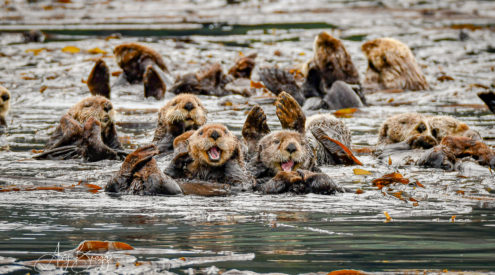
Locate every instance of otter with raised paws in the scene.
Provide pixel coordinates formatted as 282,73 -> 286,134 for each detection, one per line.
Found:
114,42 -> 172,99
105,144 -> 182,195
35,96 -> 124,161
0,86 -> 11,128
164,123 -> 255,191
152,94 -> 207,153
362,38 -> 429,91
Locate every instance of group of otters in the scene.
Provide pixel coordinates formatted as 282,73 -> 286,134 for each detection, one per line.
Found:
1,32 -> 494,196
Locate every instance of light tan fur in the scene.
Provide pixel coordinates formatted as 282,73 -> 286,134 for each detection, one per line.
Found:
188,124 -> 240,167
67,96 -> 115,130
378,113 -> 432,144
114,42 -> 167,73
258,130 -> 312,173
426,115 -> 481,141
362,38 -> 428,91
306,113 -> 352,147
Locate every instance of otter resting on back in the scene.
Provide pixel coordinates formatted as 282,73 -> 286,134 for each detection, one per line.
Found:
152,94 -> 207,154
105,144 -> 182,195
0,86 -> 11,128
113,42 -> 173,99
169,63 -> 234,96
242,92 -> 360,194
164,123 -> 255,192
34,96 -> 126,162
361,38 -> 429,91
259,32 -> 365,111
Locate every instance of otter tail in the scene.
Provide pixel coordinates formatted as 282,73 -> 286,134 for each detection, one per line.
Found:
258,67 -> 305,106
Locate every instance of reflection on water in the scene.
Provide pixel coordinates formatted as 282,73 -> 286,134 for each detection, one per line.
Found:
1,0 -> 495,273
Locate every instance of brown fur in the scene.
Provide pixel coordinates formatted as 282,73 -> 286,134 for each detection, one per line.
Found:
313,31 -> 360,86
378,113 -> 437,149
228,53 -> 257,78
188,124 -> 239,167
114,42 -> 167,83
362,38 -> 429,91
0,86 -> 11,127
426,115 -> 480,141
87,59 -> 110,99
170,63 -> 233,96
153,94 -> 207,153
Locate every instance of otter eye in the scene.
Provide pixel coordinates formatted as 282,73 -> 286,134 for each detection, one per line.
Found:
432,128 -> 438,138
172,101 -> 177,106
274,139 -> 280,144
416,123 -> 426,133
224,129 -> 228,134
1,94 -> 9,101
199,130 -> 204,135
84,102 -> 92,108
104,104 -> 112,112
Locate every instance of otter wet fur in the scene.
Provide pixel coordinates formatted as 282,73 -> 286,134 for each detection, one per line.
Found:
105,144 -> 182,195
362,38 -> 429,91
228,53 -> 257,79
0,86 -> 11,128
114,42 -> 170,99
152,94 -> 207,153
164,123 -> 255,191
87,58 -> 111,99
242,92 -> 355,194
169,63 -> 233,96
35,96 -> 124,161
417,136 -> 495,171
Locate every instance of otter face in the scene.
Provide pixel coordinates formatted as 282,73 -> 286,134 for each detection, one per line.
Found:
68,96 -> 115,129
0,86 -> 11,117
313,31 -> 359,86
379,113 -> 437,149
362,38 -> 428,91
427,116 -> 480,142
188,124 -> 238,167
160,94 -> 207,130
258,130 -> 310,173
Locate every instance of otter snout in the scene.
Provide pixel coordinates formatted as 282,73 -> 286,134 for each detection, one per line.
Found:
286,143 -> 297,154
184,102 -> 194,111
210,130 -> 220,140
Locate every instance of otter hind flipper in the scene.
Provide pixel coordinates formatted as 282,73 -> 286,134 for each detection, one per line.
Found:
228,53 -> 257,79
179,181 -> 231,196
311,127 -> 362,165
258,67 -> 305,105
275,92 -> 306,134
478,91 -> 495,114
33,145 -> 80,160
322,81 -> 364,110
143,63 -> 167,100
87,59 -> 111,99
242,105 -> 270,155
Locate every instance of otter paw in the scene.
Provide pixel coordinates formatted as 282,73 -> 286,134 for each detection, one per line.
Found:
242,105 -> 270,154
260,171 -> 303,194
87,59 -> 111,99
297,169 -> 345,195
143,64 -> 167,100
275,92 -> 306,134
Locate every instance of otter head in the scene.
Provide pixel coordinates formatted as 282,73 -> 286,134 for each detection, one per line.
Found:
361,38 -> 428,91
257,130 -> 311,174
427,116 -> 481,142
160,94 -> 207,131
188,124 -> 239,167
67,96 -> 115,130
379,113 -> 437,149
0,86 -> 11,123
313,31 -> 359,86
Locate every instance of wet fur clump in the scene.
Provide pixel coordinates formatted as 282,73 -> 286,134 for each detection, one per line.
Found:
105,144 -> 182,195
362,38 -> 428,91
0,86 -> 11,127
164,124 -> 255,191
153,94 -> 207,153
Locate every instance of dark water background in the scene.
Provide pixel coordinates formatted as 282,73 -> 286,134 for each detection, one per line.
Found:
1,0 -> 495,273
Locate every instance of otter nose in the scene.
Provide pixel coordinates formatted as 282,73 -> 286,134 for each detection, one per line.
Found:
184,102 -> 194,111
286,143 -> 297,154
417,123 -> 427,133
210,130 -> 220,140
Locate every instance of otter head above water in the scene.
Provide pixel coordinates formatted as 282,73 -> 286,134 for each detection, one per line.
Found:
379,112 -> 437,149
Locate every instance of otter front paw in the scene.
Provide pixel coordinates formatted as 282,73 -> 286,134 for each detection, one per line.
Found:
260,171 -> 303,194
275,91 -> 306,134
297,169 -> 345,195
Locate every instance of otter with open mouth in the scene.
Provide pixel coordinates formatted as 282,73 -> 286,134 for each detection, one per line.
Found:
152,94 -> 207,153
164,123 -> 255,192
242,92 -> 358,194
34,96 -> 125,161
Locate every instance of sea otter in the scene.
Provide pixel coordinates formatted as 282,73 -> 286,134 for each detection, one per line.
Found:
0,86 -> 11,128
34,96 -> 125,161
169,63 -> 234,96
152,94 -> 207,153
164,123 -> 255,191
105,144 -> 182,195
361,38 -> 429,91
377,113 -> 480,150
242,92 -> 358,194
113,42 -> 172,99
227,53 -> 257,79
87,58 -> 111,99
417,136 -> 495,171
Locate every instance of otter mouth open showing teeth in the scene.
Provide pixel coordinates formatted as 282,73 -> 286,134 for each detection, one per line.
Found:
281,160 -> 295,172
207,146 -> 221,161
